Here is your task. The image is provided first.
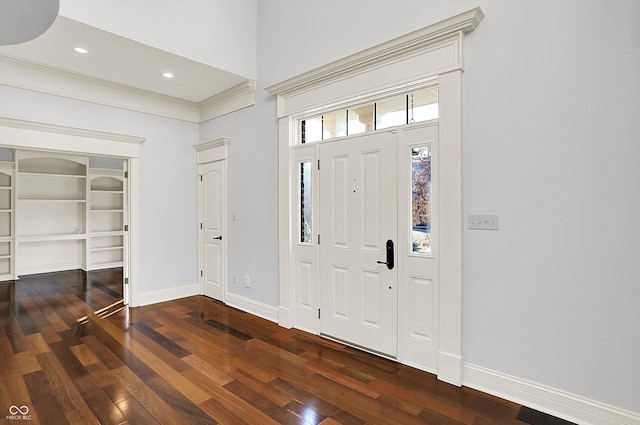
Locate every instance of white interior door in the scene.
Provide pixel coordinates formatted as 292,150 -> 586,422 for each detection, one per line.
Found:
319,131 -> 398,357
201,160 -> 225,301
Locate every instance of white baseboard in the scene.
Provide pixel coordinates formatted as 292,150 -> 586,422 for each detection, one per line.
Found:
16,262 -> 84,277
463,363 -> 640,425
225,291 -> 279,323
278,305 -> 293,329
135,283 -> 199,307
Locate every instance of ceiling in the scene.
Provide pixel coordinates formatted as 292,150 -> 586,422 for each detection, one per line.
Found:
0,15 -> 249,104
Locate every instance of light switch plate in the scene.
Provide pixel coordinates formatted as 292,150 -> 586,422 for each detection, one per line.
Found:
469,214 -> 499,230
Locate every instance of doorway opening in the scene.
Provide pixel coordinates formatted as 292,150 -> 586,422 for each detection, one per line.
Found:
0,117 -> 143,309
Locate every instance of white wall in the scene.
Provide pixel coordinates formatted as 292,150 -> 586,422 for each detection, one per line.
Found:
462,0 -> 640,413
202,0 -> 640,415
0,85 -> 200,300
59,0 -> 258,79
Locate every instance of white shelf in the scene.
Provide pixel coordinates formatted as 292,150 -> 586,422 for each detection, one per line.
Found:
18,171 -> 86,178
91,246 -> 123,253
18,198 -> 86,202
17,234 -> 87,243
90,230 -> 124,237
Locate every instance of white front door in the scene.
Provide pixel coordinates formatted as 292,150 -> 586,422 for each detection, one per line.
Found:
319,131 -> 398,357
201,160 -> 225,301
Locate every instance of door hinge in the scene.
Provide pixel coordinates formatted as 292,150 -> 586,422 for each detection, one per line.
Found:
124,225 -> 129,231
200,174 -> 203,181
317,234 -> 320,245
200,222 -> 203,229
124,171 -> 128,178
318,308 -> 321,319
317,159 -> 320,170
200,270 -> 203,277
124,277 -> 129,285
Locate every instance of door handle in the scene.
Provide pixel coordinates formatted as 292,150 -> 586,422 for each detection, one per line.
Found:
213,235 -> 223,241
376,239 -> 394,270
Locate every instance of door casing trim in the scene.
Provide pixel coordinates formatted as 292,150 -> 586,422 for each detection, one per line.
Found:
267,8 -> 483,385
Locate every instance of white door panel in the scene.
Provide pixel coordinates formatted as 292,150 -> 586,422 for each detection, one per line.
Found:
319,131 -> 398,357
398,124 -> 439,370
201,160 -> 225,301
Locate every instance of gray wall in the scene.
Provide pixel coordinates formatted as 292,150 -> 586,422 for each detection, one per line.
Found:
199,0 -> 640,414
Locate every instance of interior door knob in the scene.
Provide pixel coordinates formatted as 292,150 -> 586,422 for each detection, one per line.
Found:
213,235 -> 223,240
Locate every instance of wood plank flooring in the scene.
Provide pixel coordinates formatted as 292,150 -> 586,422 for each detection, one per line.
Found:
1,269 -> 525,424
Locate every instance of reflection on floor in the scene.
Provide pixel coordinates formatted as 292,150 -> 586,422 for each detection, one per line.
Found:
1,269 -> 524,425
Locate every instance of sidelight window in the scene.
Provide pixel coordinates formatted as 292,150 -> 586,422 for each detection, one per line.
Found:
299,161 -> 312,243
411,146 -> 432,255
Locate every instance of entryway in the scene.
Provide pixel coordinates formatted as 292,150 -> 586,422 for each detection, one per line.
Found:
269,8 -> 480,382
318,123 -> 439,368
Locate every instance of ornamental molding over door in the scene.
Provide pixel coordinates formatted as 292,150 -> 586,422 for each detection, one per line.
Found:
266,7 -> 483,116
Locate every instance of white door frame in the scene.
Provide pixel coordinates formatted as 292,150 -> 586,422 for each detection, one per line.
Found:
266,8 -> 483,385
194,138 -> 229,302
0,116 -> 143,305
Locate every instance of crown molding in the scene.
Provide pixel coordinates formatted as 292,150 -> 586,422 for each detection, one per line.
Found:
0,116 -> 144,157
0,54 -> 256,124
0,116 -> 144,144
265,7 -> 483,97
198,80 -> 256,123
0,54 -> 200,122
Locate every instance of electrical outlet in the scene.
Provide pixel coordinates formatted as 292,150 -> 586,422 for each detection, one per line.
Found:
469,214 -> 499,230
244,276 -> 250,288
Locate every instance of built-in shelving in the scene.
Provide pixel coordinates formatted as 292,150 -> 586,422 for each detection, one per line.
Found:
1,151 -> 128,277
15,152 -> 88,275
0,158 -> 14,280
88,167 -> 125,270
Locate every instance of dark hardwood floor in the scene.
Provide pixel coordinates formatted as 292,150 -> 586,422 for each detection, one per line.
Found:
1,269 -> 525,424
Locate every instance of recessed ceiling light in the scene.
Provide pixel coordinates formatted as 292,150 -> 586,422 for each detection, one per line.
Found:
163,72 -> 174,79
74,47 -> 88,54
